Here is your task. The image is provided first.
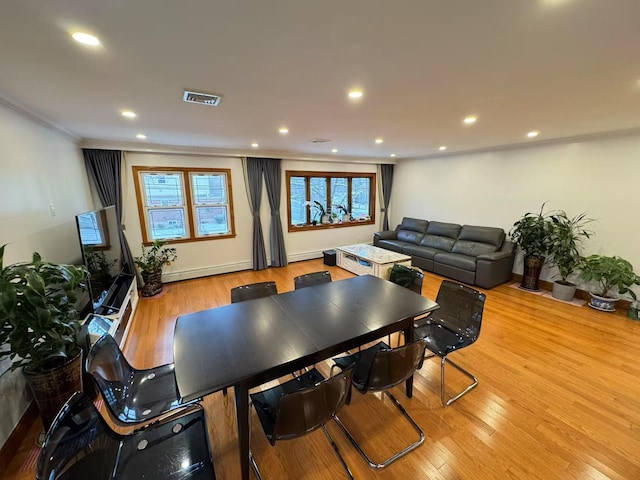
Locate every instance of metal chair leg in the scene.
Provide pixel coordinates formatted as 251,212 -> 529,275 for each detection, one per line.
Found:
440,355 -> 478,406
322,425 -> 354,479
333,390 -> 424,469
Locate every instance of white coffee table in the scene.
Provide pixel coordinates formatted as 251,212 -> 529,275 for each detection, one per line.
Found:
336,244 -> 412,279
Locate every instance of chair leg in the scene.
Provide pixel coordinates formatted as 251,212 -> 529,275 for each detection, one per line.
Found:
333,390 -> 424,469
440,355 -> 478,406
322,425 -> 354,479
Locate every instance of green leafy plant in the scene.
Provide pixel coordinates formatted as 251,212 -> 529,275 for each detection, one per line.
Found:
0,244 -> 87,372
579,255 -> 640,299
509,203 -> 553,258
547,211 -> 594,283
134,240 -> 178,273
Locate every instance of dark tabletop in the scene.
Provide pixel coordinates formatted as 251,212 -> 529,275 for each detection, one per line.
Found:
173,275 -> 439,402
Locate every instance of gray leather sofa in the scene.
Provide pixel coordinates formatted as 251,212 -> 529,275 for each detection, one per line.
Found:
374,217 -> 515,289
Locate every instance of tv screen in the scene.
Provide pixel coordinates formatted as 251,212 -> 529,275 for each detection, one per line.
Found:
76,206 -> 124,311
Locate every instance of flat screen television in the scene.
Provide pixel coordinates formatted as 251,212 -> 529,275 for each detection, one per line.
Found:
75,206 -> 126,312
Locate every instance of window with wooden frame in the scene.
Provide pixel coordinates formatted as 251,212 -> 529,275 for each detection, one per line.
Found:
286,171 -> 376,232
133,166 -> 236,244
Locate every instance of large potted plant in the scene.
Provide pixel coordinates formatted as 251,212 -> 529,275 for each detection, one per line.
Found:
0,244 -> 87,431
579,255 -> 640,311
134,239 -> 177,297
509,204 -> 552,290
546,211 -> 594,301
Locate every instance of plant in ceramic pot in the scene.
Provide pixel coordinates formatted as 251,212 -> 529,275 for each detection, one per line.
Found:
134,239 -> 177,297
579,255 -> 640,312
509,203 -> 553,290
546,211 -> 594,301
0,244 -> 87,431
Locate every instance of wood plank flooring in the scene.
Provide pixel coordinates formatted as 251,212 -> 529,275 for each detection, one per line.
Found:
4,259 -> 640,479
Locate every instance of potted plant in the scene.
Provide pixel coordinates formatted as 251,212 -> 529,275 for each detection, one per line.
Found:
83,246 -> 117,296
333,203 -> 351,222
134,239 -> 177,297
579,255 -> 640,311
546,211 -> 594,301
0,244 -> 87,432
509,203 -> 553,290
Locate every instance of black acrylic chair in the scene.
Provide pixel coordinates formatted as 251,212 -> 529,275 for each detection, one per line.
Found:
388,263 -> 424,294
230,281 -> 278,303
86,333 -> 185,425
36,391 -> 215,480
249,366 -> 355,479
332,339 -> 427,469
414,280 -> 486,406
293,270 -> 332,290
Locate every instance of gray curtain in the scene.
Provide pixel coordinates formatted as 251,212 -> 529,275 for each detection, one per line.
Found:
380,164 -> 394,231
246,158 -> 268,270
261,158 -> 287,267
82,149 -> 135,275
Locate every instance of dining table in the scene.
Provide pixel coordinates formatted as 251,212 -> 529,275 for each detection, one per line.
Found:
173,274 -> 439,480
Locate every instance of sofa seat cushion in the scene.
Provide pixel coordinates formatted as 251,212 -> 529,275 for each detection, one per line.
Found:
403,245 -> 441,260
434,252 -> 477,272
377,239 -> 411,253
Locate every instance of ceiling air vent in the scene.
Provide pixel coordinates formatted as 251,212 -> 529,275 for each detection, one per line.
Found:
309,138 -> 331,144
183,90 -> 222,106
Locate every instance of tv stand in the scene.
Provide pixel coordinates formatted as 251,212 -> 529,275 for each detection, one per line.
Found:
90,273 -> 139,347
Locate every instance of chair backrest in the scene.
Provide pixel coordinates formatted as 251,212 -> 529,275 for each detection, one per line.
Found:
86,333 -> 135,404
362,339 -> 427,392
389,263 -> 424,295
431,280 -> 486,342
293,271 -> 332,290
272,367 -> 353,443
230,281 -> 278,303
37,391 -> 216,480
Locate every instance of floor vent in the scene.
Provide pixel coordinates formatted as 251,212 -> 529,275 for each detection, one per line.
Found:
183,90 -> 222,106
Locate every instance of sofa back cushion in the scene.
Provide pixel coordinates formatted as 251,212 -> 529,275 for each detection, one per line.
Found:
452,225 -> 505,257
398,217 -> 429,234
418,221 -> 461,252
397,229 -> 425,245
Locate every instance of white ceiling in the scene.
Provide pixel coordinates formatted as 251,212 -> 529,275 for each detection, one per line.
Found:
1,0 -> 640,160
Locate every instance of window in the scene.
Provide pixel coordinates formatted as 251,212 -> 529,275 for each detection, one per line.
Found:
286,171 -> 375,231
133,166 -> 235,244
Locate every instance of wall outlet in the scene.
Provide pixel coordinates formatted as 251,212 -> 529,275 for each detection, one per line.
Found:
49,203 -> 56,217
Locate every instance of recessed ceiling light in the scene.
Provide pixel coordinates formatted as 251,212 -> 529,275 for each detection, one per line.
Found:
136,134 -> 147,139
527,131 -> 540,138
331,148 -> 338,153
121,111 -> 136,118
348,89 -> 363,99
439,146 -> 447,151
251,142 -> 259,148
375,138 -> 384,144
279,127 -> 289,134
463,115 -> 477,125
71,32 -> 100,46
390,153 -> 396,157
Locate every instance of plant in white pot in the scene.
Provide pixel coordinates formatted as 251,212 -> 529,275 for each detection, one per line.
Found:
0,244 -> 87,432
579,255 -> 640,312
546,211 -> 594,301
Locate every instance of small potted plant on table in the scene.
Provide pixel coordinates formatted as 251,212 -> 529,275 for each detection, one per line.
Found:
135,239 -> 178,297
0,244 -> 88,433
579,255 -> 640,311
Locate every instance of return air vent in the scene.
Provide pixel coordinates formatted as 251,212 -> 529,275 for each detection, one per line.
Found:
308,138 -> 331,144
182,90 -> 222,106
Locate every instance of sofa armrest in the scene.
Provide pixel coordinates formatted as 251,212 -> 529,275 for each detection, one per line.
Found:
476,250 -> 512,261
475,241 -> 516,289
373,230 -> 397,246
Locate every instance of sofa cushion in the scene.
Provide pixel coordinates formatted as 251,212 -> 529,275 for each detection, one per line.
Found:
458,225 -> 505,247
420,235 -> 456,252
403,244 -> 442,260
452,240 -> 500,257
399,217 -> 429,233
377,239 -> 410,253
425,221 -> 461,238
396,229 -> 424,245
434,252 -> 477,272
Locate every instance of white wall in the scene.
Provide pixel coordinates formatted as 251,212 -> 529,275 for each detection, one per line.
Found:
124,153 -> 381,281
392,133 -> 640,296
0,102 -> 93,449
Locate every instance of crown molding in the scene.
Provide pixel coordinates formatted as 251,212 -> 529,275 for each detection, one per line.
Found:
0,92 -> 79,144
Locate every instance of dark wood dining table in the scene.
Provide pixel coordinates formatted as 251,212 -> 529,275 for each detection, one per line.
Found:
173,274 -> 439,480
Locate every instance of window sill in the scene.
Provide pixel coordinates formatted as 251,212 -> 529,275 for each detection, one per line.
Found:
288,220 -> 375,232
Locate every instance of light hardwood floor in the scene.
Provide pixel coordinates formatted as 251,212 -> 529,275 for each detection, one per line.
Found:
4,259 -> 640,479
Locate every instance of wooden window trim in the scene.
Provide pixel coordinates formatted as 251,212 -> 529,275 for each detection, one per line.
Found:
285,171 -> 376,232
133,166 -> 236,245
